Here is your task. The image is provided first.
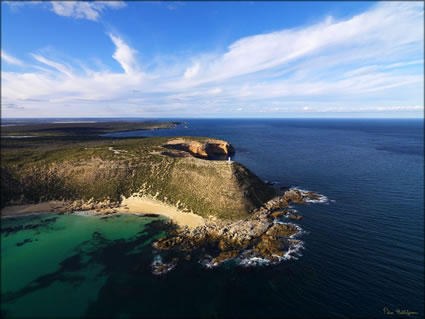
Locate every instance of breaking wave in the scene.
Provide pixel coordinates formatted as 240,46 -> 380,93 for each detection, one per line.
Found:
151,255 -> 177,275
237,239 -> 305,267
290,186 -> 330,203
72,211 -> 101,216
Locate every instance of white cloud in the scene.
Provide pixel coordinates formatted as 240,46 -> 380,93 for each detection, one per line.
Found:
108,33 -> 140,75
384,59 -> 424,69
2,2 -> 424,117
181,2 -> 423,86
50,1 -> 126,21
31,54 -> 74,78
1,50 -> 24,66
318,105 -> 424,112
184,62 -> 200,79
208,87 -> 222,95
5,1 -> 126,21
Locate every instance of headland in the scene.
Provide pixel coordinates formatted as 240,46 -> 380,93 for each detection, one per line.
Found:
1,120 -> 323,268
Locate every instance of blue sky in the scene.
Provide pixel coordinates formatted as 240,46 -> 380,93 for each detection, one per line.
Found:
1,1 -> 424,118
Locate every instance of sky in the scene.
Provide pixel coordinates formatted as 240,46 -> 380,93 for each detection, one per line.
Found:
1,1 -> 424,118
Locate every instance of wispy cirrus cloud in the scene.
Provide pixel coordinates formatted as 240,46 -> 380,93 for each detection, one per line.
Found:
31,54 -> 74,78
1,50 -> 24,66
2,2 -> 423,117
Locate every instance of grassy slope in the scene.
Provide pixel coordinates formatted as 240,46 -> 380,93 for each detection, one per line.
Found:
1,124 -> 274,219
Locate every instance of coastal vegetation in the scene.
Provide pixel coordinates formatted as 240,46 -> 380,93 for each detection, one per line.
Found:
1,120 -> 182,137
1,122 -> 274,219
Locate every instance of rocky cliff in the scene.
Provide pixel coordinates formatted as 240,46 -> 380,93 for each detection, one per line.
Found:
163,138 -> 235,159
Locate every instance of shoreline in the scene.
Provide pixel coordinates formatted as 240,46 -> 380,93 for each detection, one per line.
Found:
1,189 -> 325,270
120,195 -> 205,228
1,196 -> 205,229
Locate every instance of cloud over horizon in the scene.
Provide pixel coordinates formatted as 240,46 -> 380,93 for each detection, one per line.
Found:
1,1 -> 424,117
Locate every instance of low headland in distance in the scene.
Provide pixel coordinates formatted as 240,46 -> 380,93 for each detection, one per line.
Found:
1,119 -> 327,271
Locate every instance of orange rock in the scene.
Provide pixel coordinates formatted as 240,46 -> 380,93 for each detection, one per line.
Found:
271,211 -> 286,218
288,214 -> 302,220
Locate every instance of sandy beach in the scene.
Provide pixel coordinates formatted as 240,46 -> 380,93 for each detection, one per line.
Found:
1,196 -> 205,229
119,195 -> 205,228
1,201 -> 68,217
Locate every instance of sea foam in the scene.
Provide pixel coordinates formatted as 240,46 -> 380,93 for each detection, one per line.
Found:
151,255 -> 177,275
290,186 -> 330,203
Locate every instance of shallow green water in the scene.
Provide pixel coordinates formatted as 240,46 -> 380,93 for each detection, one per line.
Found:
1,213 -> 168,318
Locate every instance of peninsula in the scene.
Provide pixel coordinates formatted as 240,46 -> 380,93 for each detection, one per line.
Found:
1,120 -> 322,268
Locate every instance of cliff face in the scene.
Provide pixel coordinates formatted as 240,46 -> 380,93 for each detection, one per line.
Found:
163,138 -> 235,159
1,137 -> 274,219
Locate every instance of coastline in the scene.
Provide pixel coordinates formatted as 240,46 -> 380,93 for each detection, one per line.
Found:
1,195 -> 205,229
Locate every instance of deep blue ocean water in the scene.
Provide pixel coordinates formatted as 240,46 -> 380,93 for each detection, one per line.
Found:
2,119 -> 424,318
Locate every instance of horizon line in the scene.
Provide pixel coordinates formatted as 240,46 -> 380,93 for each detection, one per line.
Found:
1,117 -> 424,120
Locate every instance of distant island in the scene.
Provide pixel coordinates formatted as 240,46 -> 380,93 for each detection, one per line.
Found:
1,120 -> 322,271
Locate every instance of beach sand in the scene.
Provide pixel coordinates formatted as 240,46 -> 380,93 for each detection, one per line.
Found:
1,201 -> 68,217
1,196 -> 205,229
119,195 -> 205,228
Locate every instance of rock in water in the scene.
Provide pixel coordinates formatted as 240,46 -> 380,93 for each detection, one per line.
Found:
283,189 -> 305,204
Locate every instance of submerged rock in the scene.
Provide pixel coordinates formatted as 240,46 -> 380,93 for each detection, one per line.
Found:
151,256 -> 178,275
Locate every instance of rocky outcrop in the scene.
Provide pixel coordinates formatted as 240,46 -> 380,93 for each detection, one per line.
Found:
271,211 -> 287,218
288,214 -> 303,220
283,189 -> 305,204
152,189 -> 322,267
163,138 -> 235,159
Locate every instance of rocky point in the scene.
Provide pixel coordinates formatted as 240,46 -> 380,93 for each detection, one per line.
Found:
153,189 -> 320,267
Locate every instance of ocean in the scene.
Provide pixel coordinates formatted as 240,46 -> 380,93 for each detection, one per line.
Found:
1,119 -> 424,318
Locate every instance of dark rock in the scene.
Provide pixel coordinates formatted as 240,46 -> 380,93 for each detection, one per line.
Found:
16,238 -> 33,247
252,235 -> 287,261
136,213 -> 160,218
304,191 -> 322,201
288,214 -> 302,220
265,223 -> 299,238
211,250 -> 240,265
152,201 -> 303,268
152,258 -> 177,275
279,199 -> 289,208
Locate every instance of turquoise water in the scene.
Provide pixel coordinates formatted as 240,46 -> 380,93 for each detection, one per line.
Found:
1,213 -> 168,318
1,119 -> 423,318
